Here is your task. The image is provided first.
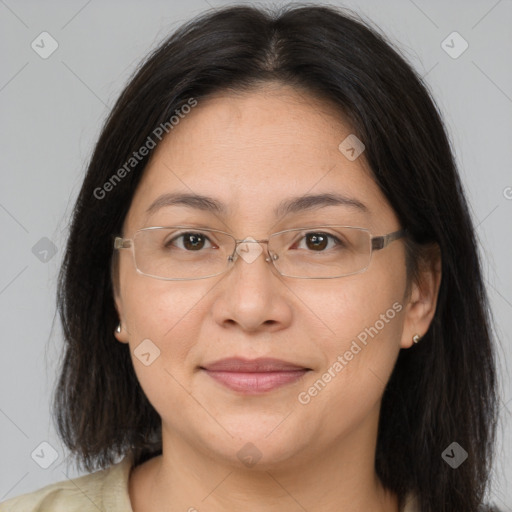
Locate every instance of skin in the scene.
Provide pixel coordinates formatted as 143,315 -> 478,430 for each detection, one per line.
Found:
113,83 -> 441,512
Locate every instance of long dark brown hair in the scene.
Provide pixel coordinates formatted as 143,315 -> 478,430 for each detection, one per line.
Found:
53,4 -> 499,511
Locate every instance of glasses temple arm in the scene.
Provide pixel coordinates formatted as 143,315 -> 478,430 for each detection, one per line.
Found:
371,229 -> 407,250
114,237 -> 132,249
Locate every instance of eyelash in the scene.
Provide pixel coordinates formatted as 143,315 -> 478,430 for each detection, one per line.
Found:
166,231 -> 344,251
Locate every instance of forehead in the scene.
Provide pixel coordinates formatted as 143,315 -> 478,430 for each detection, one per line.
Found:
124,85 -> 397,232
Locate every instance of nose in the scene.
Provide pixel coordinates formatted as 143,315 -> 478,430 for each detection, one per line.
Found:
211,239 -> 292,332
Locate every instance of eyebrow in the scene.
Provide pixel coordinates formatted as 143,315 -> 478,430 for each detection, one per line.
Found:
145,192 -> 368,218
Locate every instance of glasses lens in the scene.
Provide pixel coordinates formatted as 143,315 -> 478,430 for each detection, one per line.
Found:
270,226 -> 372,278
131,226 -> 372,280
133,227 -> 235,280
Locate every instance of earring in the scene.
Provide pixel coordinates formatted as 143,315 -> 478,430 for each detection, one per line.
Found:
116,324 -> 121,334
412,334 -> 421,344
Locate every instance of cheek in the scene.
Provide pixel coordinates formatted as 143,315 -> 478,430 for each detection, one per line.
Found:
308,267 -> 406,397
120,280 -> 213,417
121,272 -> 208,339
299,296 -> 403,439
120,276 -> 213,383
308,266 -> 405,342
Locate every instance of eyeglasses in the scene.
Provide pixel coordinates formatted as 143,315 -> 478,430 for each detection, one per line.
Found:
114,225 -> 406,281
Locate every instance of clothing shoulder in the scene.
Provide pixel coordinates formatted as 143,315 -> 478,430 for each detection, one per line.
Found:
0,454 -> 134,512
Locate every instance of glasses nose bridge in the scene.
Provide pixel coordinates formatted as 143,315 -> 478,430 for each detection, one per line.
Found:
234,237 -> 270,246
229,236 -> 276,265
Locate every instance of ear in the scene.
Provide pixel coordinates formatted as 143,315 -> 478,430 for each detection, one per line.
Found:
112,258 -> 130,345
113,294 -> 130,344
401,244 -> 442,349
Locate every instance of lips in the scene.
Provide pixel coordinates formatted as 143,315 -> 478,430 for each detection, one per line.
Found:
201,357 -> 310,372
200,357 -> 311,394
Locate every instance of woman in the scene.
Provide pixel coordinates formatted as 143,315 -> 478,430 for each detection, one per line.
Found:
0,4 -> 500,512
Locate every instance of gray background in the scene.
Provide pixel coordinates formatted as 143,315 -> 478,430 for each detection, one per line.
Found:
0,0 -> 511,508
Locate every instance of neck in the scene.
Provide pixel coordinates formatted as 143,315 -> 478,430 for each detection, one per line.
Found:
133,404 -> 399,512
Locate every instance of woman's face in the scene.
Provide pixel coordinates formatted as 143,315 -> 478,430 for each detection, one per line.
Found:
114,84 -> 422,470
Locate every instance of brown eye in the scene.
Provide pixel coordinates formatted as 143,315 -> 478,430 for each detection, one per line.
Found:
167,233 -> 213,251
305,233 -> 328,251
294,232 -> 342,252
